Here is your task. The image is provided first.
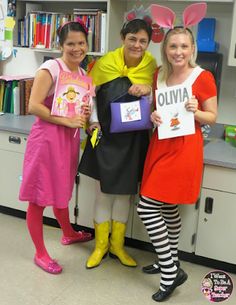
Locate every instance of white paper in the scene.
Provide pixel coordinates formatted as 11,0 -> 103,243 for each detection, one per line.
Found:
155,84 -> 195,139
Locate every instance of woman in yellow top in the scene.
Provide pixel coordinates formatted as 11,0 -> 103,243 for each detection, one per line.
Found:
79,19 -> 156,269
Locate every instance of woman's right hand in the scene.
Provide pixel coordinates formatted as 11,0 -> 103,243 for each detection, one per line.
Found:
86,122 -> 101,135
150,110 -> 162,126
65,114 -> 87,129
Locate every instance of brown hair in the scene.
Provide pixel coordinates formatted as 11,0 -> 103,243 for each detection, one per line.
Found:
57,21 -> 88,46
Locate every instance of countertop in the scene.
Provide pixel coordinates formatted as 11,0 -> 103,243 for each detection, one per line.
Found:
204,138 -> 236,169
203,123 -> 236,169
0,114 -> 236,170
0,114 -> 35,134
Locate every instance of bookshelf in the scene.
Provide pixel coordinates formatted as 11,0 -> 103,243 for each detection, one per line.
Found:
1,0 -> 126,76
15,0 -> 127,53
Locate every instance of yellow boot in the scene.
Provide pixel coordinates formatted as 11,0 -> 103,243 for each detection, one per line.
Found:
86,221 -> 110,269
109,220 -> 137,267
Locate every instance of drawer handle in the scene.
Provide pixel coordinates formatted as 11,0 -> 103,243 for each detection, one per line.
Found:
8,136 -> 21,144
205,197 -> 213,214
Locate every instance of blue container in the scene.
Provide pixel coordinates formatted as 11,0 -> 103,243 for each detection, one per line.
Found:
197,18 -> 219,52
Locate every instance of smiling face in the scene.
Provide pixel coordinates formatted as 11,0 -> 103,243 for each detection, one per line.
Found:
61,31 -> 88,68
165,31 -> 195,70
66,90 -> 77,102
122,29 -> 149,67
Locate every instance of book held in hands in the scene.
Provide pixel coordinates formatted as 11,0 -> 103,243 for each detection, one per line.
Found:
51,71 -> 94,118
155,83 -> 195,140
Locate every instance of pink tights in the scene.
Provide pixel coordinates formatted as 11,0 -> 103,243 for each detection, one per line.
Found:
26,202 -> 77,260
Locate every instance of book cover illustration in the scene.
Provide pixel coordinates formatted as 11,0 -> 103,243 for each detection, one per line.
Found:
120,100 -> 141,122
51,70 -> 94,118
155,83 -> 195,140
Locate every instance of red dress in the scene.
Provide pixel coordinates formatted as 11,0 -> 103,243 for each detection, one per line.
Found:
140,67 -> 217,204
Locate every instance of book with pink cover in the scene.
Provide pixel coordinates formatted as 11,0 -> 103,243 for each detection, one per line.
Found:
51,70 -> 94,117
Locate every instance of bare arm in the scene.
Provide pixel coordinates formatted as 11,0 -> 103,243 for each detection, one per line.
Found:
28,69 -> 89,128
185,95 -> 217,125
194,96 -> 217,125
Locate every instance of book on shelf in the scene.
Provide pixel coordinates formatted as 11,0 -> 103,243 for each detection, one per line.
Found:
155,84 -> 195,140
23,11 -> 71,50
94,11 -> 101,52
10,81 -> 19,114
0,81 -> 5,111
2,81 -> 13,113
18,78 -> 34,115
19,79 -> 25,115
51,70 -> 94,118
17,19 -> 24,46
24,78 -> 34,115
0,76 -> 34,115
13,85 -> 20,115
73,9 -> 107,53
100,12 -> 107,53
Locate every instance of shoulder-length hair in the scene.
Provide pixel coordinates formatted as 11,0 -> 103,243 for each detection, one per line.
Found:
159,27 -> 197,82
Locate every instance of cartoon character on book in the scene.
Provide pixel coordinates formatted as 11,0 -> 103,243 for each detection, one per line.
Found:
62,86 -> 80,117
170,111 -> 181,130
125,105 -> 139,121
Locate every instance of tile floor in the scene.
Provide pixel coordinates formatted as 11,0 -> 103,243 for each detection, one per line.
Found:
0,213 -> 236,305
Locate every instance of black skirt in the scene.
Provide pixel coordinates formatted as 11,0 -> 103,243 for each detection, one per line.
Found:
78,77 -> 149,194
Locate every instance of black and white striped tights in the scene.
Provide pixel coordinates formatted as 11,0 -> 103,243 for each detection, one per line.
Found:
137,196 -> 182,291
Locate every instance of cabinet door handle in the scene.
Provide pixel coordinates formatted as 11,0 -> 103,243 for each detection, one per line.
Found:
8,136 -> 21,144
205,197 -> 213,214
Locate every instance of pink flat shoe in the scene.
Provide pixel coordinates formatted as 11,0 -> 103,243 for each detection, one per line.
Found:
34,255 -> 62,274
61,231 -> 93,245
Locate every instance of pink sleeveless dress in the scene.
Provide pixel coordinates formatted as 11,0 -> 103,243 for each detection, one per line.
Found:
19,59 -> 83,208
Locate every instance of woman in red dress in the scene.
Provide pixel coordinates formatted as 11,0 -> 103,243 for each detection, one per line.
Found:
137,24 -> 217,302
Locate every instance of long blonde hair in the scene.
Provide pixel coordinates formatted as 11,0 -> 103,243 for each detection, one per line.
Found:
159,27 -> 197,82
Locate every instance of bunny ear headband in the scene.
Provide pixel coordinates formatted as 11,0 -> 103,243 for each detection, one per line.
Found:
150,2 -> 207,29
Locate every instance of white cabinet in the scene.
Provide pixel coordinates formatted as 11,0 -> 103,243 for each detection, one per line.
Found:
228,0 -> 236,66
76,173 -> 96,229
178,204 -> 199,253
0,131 -> 27,212
0,129 -> 75,222
195,165 -> 236,264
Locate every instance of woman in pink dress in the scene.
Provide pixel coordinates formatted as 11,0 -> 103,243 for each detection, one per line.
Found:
19,21 -> 93,274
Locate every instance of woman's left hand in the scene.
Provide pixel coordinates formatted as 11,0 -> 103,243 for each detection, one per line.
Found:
185,95 -> 198,114
128,84 -> 152,97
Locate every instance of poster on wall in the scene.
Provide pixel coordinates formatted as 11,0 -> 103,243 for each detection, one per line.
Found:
0,0 -> 16,60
